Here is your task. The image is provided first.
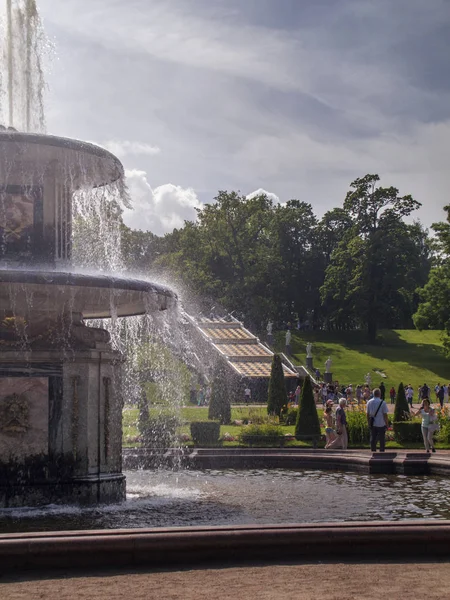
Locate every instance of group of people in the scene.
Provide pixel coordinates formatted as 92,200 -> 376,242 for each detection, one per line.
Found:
323,387 -> 441,454
190,386 -> 211,406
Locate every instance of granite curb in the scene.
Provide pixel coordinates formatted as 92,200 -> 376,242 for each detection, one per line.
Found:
0,520 -> 449,572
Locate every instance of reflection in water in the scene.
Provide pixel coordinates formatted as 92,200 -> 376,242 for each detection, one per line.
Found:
1,469 -> 449,533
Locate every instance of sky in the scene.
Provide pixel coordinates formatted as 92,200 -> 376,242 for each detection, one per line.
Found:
32,0 -> 450,234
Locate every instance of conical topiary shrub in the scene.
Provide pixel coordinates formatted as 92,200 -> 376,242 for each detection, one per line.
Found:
267,354 -> 286,417
295,375 -> 321,446
208,369 -> 231,425
394,382 -> 410,422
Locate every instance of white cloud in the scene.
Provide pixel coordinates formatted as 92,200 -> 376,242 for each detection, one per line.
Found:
246,188 -> 280,204
102,140 -> 161,158
123,169 -> 202,235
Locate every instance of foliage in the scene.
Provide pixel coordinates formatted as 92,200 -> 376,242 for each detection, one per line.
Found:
267,354 -> 287,417
295,376 -> 321,441
346,409 -> 370,445
208,367 -> 232,424
321,174 -> 428,341
393,421 -> 423,443
414,205 -> 450,355
190,421 -> 221,446
436,406 -> 450,443
136,341 -> 191,408
239,423 -> 284,446
139,413 -> 181,448
139,180 -> 431,333
394,383 -> 410,422
283,408 -> 298,425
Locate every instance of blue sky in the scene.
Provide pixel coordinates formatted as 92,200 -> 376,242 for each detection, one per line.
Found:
22,0 -> 450,233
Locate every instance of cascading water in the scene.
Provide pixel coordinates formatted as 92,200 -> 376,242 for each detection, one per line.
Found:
0,0 -> 179,507
1,0 -> 47,132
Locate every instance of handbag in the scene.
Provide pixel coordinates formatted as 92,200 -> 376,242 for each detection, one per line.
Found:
369,399 -> 384,429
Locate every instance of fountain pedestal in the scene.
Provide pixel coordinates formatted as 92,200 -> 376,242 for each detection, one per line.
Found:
0,345 -> 125,507
0,131 -> 176,507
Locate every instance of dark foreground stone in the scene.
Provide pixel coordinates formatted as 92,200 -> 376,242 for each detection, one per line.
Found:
1,520 -> 450,573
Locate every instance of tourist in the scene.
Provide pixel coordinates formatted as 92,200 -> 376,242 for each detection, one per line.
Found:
363,385 -> 371,402
406,384 -> 414,407
379,381 -> 386,401
435,383 -> 441,402
355,384 -> 362,405
438,385 -> 445,409
421,383 -> 430,402
326,399 -> 348,450
445,383 -> 449,405
413,399 -> 438,453
315,367 -> 321,379
197,387 -> 205,406
313,385 -> 320,404
366,388 -> 389,453
324,406 -> 336,448
294,384 -> 301,406
205,386 -> 211,406
327,384 -> 336,403
244,386 -> 251,404
389,386 -> 396,404
321,383 -> 328,407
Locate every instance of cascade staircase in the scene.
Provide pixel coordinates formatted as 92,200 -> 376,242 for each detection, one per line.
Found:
184,313 -> 298,381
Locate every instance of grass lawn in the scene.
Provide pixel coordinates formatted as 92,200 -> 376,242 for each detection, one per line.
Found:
123,405 -> 450,450
277,329 -> 450,392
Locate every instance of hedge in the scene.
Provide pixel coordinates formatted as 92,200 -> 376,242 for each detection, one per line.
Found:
346,411 -> 370,445
139,413 -> 181,448
190,421 -> 221,446
239,423 -> 284,446
393,421 -> 423,443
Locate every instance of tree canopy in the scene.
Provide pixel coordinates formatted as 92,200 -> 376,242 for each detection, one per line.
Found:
119,175 -> 432,342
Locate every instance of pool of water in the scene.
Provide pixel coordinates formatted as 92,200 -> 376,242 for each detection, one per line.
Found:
0,469 -> 449,533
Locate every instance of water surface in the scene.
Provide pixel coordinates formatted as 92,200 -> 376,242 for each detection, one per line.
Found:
0,469 -> 449,533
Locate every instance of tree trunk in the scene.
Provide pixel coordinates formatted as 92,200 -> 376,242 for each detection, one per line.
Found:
367,317 -> 377,344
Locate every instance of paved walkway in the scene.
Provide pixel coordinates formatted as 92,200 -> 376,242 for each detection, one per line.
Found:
3,562 -> 450,599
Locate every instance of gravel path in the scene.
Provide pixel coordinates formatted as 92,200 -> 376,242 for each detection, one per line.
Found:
3,562 -> 450,600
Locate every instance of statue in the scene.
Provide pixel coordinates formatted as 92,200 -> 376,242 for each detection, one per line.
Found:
306,342 -> 313,358
365,372 -> 371,386
325,356 -> 332,373
267,321 -> 273,335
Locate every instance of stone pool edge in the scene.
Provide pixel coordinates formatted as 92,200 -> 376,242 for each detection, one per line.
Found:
0,520 -> 449,572
123,447 -> 450,476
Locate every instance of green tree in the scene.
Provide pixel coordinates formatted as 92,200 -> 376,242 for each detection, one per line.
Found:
394,383 -> 410,422
208,369 -> 231,424
295,376 -> 321,443
270,200 -> 322,325
414,205 -> 450,354
157,191 -> 280,326
321,174 -> 427,341
267,354 -> 286,417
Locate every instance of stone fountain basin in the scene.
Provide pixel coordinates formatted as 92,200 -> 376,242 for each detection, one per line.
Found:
0,131 -> 123,187
0,270 -> 176,318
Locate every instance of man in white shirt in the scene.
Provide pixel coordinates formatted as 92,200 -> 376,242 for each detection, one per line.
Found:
406,385 -> 414,407
366,388 -> 389,453
244,387 -> 251,404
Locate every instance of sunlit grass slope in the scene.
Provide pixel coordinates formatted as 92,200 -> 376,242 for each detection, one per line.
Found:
284,329 -> 450,391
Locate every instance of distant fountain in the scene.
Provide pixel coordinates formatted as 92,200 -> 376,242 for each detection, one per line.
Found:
0,0 -> 177,507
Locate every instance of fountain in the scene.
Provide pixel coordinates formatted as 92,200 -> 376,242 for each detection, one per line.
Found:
0,0 -> 176,507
